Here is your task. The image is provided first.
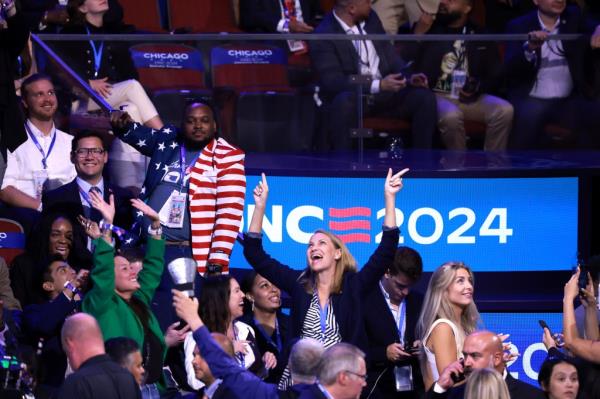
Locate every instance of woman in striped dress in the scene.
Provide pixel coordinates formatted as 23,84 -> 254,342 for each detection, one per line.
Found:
243,169 -> 407,387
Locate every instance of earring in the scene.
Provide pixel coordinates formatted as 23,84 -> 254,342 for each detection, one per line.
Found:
251,301 -> 255,312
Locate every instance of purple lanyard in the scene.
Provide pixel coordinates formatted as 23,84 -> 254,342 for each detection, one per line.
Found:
25,123 -> 56,169
253,317 -> 283,353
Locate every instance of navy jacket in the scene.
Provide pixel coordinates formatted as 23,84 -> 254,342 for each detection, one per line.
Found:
243,228 -> 400,352
309,11 -> 406,101
192,325 -> 327,399
361,288 -> 424,398
23,294 -> 80,387
504,6 -> 600,98
239,0 -> 321,32
43,178 -> 133,251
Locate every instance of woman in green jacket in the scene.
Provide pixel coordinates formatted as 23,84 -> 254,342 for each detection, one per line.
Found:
79,192 -> 166,399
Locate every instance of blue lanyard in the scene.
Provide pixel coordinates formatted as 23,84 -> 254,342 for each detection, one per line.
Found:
318,298 -> 329,342
86,26 -> 104,78
25,123 -> 56,169
253,317 -> 283,353
397,300 -> 406,345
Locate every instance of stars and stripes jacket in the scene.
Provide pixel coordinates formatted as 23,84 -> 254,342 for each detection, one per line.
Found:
114,122 -> 246,274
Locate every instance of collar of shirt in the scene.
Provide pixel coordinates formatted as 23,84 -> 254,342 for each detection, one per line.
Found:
77,176 -> 104,197
333,9 -> 366,35
204,378 -> 223,398
379,280 -> 406,342
317,383 -> 336,399
536,11 -> 560,33
26,119 -> 56,144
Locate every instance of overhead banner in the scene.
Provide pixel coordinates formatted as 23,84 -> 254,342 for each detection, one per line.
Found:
230,176 -> 578,272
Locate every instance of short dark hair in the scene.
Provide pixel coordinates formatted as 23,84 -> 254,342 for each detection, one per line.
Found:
71,130 -> 108,153
388,246 -> 423,281
538,352 -> 580,395
41,254 -> 68,285
105,337 -> 140,367
21,73 -> 54,98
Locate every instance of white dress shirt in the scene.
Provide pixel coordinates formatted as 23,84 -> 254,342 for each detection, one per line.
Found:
1,120 -> 76,198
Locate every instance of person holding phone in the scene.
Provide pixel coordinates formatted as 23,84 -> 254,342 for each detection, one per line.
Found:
309,0 -> 437,151
361,246 -> 425,399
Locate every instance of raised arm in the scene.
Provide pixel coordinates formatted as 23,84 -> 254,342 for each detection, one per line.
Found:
356,168 -> 406,288
563,270 -> 600,362
244,174 -> 301,293
110,110 -> 177,157
131,199 -> 165,305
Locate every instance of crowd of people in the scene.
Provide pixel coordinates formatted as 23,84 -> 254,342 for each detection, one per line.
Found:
0,0 -> 599,398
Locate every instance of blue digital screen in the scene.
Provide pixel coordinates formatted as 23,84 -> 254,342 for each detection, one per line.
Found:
230,176 -> 578,272
481,312 -> 562,387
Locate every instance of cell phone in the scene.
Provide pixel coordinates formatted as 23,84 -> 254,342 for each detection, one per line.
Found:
450,359 -> 465,384
539,320 -> 552,334
578,261 -> 589,292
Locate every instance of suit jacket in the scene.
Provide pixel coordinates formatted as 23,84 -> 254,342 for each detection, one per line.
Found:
309,10 -> 405,101
239,0 -> 321,32
504,6 -> 600,98
425,371 -> 545,399
361,287 -> 424,398
42,178 -> 133,252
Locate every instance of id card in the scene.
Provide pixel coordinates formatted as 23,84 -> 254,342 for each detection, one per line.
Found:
159,190 -> 187,229
394,365 -> 413,392
287,39 -> 307,53
33,169 -> 49,200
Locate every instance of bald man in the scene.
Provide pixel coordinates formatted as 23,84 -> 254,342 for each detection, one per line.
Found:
58,313 -> 141,399
426,330 -> 544,399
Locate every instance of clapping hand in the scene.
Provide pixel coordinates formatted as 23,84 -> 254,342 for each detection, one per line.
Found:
78,215 -> 101,239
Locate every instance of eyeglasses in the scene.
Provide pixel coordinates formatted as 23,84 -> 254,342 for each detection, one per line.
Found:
344,370 -> 368,381
74,148 -> 105,157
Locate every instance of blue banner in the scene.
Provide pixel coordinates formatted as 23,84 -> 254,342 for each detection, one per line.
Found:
230,176 -> 578,272
482,312 -> 562,387
130,48 -> 204,70
211,46 -> 287,66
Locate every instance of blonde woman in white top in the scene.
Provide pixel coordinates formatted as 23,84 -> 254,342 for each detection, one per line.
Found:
416,261 -> 481,390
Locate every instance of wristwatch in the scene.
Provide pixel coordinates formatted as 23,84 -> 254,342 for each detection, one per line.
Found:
148,224 -> 163,236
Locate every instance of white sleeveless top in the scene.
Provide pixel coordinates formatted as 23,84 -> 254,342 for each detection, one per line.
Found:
423,318 -> 464,383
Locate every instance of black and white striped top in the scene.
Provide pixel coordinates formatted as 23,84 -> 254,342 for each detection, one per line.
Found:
278,291 -> 342,389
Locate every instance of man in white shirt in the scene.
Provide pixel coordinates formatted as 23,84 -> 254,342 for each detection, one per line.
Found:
0,73 -> 75,217
504,0 -> 600,149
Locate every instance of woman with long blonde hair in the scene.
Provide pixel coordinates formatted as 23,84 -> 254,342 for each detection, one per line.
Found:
464,368 -> 510,399
244,169 -> 406,387
416,261 -> 481,390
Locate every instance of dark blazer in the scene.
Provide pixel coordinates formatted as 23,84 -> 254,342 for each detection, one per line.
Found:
55,21 -> 138,83
0,12 -> 28,154
239,0 -> 321,32
504,6 -> 600,98
409,21 -> 504,94
243,228 -> 399,353
309,11 -> 405,101
42,178 -> 133,250
425,371 -> 545,399
361,288 -> 424,399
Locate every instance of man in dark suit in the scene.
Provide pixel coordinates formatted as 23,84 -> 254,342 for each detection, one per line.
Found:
504,0 -> 600,149
362,246 -> 424,399
310,0 -> 437,150
42,130 -> 133,253
239,0 -> 321,33
426,330 -> 545,399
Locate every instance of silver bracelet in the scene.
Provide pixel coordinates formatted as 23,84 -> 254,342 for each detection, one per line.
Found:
147,224 -> 163,236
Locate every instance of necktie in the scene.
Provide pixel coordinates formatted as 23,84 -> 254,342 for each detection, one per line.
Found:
88,186 -> 103,222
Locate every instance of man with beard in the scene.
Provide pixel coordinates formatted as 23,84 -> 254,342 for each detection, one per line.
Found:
426,330 -> 544,399
409,0 -> 513,151
0,74 -> 76,232
110,103 -> 245,330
